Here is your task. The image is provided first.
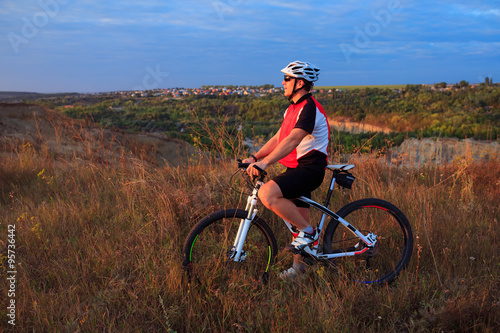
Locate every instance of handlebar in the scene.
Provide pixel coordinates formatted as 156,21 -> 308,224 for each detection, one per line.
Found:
237,160 -> 267,176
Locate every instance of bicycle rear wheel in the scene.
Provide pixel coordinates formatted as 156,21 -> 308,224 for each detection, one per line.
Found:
183,209 -> 277,288
322,198 -> 413,285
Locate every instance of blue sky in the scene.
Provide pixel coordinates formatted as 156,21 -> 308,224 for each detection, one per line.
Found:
1,0 -> 499,93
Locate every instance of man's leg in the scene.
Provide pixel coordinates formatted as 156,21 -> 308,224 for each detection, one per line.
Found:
298,207 -> 310,223
261,181 -> 319,278
258,180 -> 311,230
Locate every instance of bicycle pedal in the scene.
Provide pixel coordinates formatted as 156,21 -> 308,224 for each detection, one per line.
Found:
284,245 -> 317,261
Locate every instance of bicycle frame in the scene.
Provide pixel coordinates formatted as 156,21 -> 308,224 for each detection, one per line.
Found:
292,196 -> 377,260
230,164 -> 378,262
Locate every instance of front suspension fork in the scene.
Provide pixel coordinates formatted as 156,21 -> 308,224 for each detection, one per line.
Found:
231,182 -> 262,261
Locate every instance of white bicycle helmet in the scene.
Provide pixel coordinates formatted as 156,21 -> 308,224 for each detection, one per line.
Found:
281,60 -> 320,82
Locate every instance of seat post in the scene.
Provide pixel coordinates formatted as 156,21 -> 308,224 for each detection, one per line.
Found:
323,170 -> 337,209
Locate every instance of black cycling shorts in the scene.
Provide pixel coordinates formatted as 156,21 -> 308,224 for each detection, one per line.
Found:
272,166 -> 325,208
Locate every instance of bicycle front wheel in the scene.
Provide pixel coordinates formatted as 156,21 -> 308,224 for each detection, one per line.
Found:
323,198 -> 413,285
182,209 -> 278,287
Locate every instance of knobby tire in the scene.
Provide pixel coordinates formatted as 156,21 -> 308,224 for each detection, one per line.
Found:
183,209 -> 278,288
322,198 -> 413,284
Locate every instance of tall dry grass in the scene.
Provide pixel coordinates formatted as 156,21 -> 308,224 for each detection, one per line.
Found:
0,114 -> 499,332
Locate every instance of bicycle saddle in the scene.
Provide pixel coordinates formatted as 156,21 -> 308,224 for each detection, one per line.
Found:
327,164 -> 355,171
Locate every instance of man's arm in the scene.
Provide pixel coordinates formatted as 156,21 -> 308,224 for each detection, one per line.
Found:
243,130 -> 280,163
253,130 -> 280,160
248,128 -> 308,175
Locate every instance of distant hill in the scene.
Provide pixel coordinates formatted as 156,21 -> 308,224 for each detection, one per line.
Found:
0,91 -> 79,102
315,84 -> 406,91
0,102 -> 202,167
0,91 -> 41,98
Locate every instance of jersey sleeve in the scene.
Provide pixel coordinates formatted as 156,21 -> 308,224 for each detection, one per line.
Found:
294,98 -> 316,134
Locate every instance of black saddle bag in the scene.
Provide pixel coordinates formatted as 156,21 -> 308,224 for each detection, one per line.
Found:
335,171 -> 355,189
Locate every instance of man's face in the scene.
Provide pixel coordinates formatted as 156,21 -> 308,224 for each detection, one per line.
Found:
282,75 -> 297,97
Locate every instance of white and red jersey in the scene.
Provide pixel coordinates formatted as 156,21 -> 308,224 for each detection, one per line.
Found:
279,93 -> 329,168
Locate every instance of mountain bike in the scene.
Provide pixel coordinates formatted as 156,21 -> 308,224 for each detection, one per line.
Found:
182,161 -> 413,286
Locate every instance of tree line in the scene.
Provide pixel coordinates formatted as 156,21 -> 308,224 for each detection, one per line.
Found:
35,83 -> 499,155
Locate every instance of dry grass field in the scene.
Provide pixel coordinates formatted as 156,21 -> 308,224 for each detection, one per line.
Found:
0,104 -> 498,331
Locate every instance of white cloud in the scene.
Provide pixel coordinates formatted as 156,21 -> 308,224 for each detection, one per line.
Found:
470,8 -> 500,17
1,0 -> 499,91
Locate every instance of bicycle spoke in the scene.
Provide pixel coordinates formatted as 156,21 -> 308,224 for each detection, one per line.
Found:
183,209 -> 277,289
323,198 -> 413,284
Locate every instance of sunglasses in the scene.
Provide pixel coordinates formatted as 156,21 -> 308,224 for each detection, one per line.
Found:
283,75 -> 296,82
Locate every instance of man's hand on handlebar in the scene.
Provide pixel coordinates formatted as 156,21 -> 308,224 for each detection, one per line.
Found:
245,160 -> 269,178
241,157 -> 255,165
238,158 -> 268,179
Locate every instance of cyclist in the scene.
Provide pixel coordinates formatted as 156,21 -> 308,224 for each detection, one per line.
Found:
243,60 -> 329,278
